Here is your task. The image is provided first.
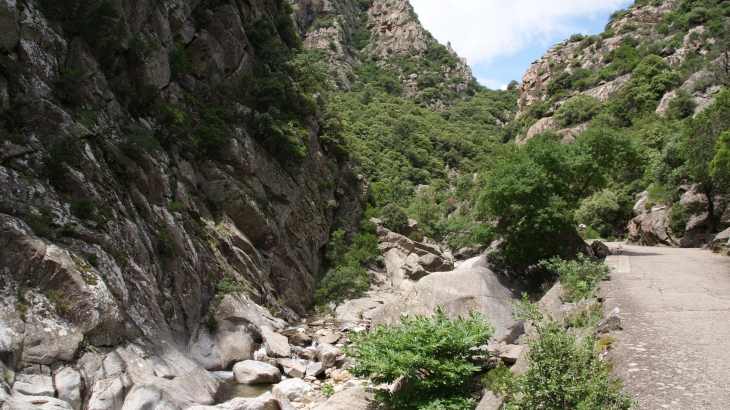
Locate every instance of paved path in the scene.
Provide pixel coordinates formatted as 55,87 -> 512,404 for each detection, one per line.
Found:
600,244 -> 730,410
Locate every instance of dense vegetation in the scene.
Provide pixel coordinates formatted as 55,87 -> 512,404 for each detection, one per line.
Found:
346,307 -> 494,409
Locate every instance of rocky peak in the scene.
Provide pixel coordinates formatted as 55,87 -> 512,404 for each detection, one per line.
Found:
515,0 -> 726,143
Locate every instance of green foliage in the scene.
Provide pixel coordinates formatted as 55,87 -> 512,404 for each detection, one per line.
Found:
381,203 -> 408,233
710,131 -> 730,186
352,29 -> 372,50
217,270 -> 246,296
168,201 -> 187,213
475,128 -> 639,265
346,307 -> 494,410
667,89 -> 698,120
540,255 -> 612,302
155,231 -> 179,256
23,206 -> 55,239
43,290 -> 68,315
554,94 -> 603,128
609,55 -> 682,125
321,384 -> 335,397
53,68 -> 87,106
43,137 -> 80,189
314,264 -> 370,306
70,198 -> 97,220
575,190 -> 621,238
192,112 -> 229,152
504,299 -> 632,410
169,44 -> 192,81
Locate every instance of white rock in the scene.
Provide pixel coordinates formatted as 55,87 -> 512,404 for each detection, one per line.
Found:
272,378 -> 311,402
261,327 -> 291,358
54,367 -> 82,409
232,360 -> 281,385
13,374 -> 55,397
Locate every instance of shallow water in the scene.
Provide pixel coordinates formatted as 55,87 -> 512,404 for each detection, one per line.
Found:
211,371 -> 274,403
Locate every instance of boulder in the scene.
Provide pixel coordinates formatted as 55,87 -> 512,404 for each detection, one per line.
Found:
311,386 -> 377,410
261,327 -> 291,359
710,227 -> 730,252
722,204 -> 730,228
370,256 -> 520,343
272,378 -> 311,402
476,391 -> 503,410
12,374 -> 55,397
627,192 -> 677,246
306,362 -> 324,377
54,367 -> 82,410
277,358 -> 306,379
595,307 -> 623,334
589,240 -> 609,259
232,361 -> 281,385
10,391 -> 75,409
494,344 -> 525,364
188,392 -> 280,410
315,344 -> 342,370
281,329 -> 312,347
316,333 -> 340,345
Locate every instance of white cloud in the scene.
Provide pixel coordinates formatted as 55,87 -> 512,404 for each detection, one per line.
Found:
477,77 -> 508,90
409,0 -> 629,67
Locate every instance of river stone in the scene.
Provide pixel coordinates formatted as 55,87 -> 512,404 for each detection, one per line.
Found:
272,378 -> 311,402
311,386 -> 377,410
54,367 -> 82,409
232,360 -> 281,385
317,333 -> 339,345
277,358 -> 306,379
261,327 -> 291,358
306,362 -> 324,377
590,240 -> 609,259
188,392 -> 280,410
315,344 -> 342,370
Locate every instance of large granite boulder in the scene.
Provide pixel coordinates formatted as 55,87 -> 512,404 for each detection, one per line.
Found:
370,255 -> 521,343
627,192 -> 677,246
232,361 -> 281,385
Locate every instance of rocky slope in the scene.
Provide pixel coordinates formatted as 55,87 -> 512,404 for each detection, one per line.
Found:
0,0 -> 375,408
516,0 -> 725,142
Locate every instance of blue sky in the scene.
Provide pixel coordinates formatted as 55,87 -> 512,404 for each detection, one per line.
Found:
409,0 -> 635,89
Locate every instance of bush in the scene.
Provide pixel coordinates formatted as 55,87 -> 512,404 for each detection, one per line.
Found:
217,270 -> 246,296
554,94 -> 602,128
505,298 -> 633,410
540,255 -> 612,302
53,68 -> 87,106
70,198 -> 97,220
346,307 -> 494,409
155,231 -> 179,256
313,265 -> 370,306
24,206 -> 55,238
169,44 -> 192,81
575,190 -> 621,238
666,89 -> 697,120
352,29 -> 371,50
381,203 -> 408,233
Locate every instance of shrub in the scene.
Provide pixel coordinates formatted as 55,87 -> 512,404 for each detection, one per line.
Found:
217,270 -> 246,296
23,206 -> 55,238
168,201 -> 187,213
540,255 -> 612,302
192,112 -> 229,152
352,29 -> 371,50
547,71 -> 572,97
346,307 -> 494,409
575,190 -> 621,238
666,89 -> 697,119
169,44 -> 192,81
53,68 -> 87,106
155,231 -> 179,256
313,265 -> 370,306
70,198 -> 97,220
381,203 -> 408,233
554,94 -> 602,128
505,298 -> 633,410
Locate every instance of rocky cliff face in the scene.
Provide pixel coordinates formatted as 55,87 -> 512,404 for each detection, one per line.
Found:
293,0 -> 474,106
0,0 -> 372,407
515,0 -> 726,142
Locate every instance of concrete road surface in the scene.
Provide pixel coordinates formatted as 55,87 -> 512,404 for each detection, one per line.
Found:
600,244 -> 730,410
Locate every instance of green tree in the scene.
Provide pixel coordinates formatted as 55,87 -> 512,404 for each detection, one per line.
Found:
554,94 -> 602,128
474,128 -> 637,265
346,307 -> 494,409
681,89 -> 730,227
